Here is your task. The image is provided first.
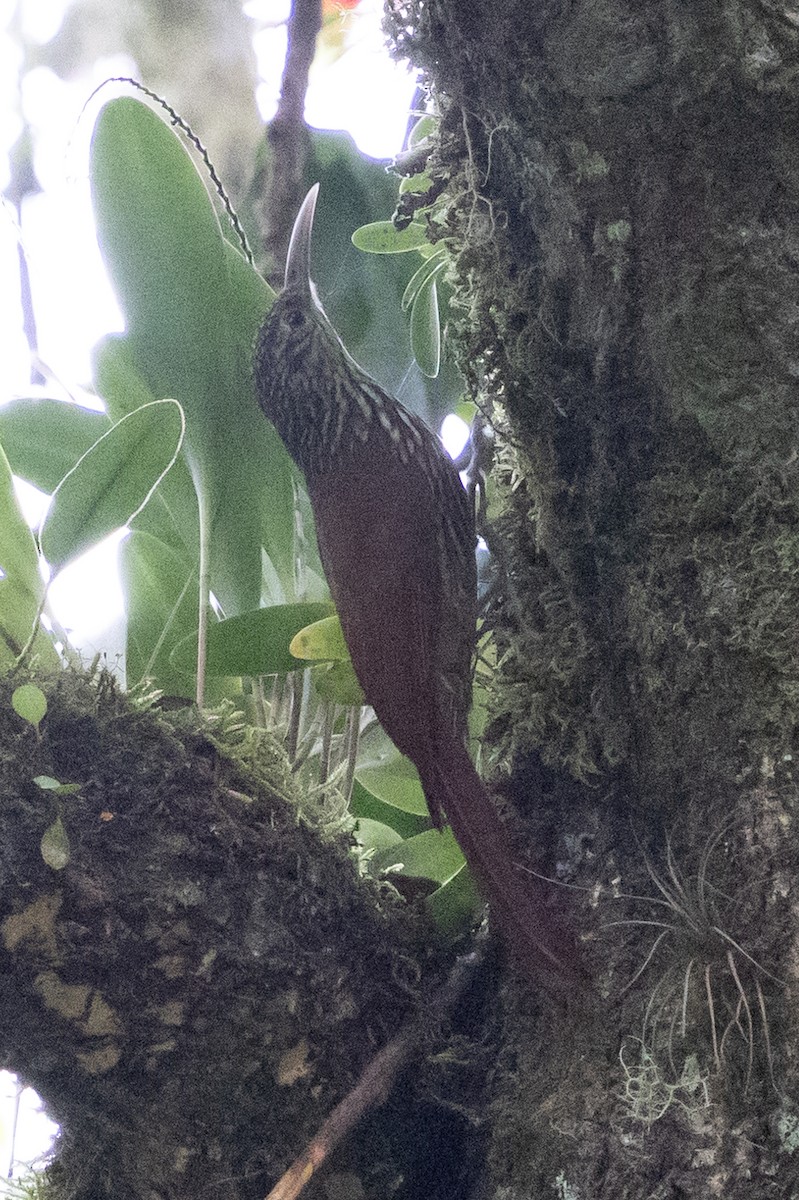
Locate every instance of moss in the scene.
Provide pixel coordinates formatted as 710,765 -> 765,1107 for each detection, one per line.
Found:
386,2 -> 799,1195
0,666 -> 423,1199
382,0 -> 799,850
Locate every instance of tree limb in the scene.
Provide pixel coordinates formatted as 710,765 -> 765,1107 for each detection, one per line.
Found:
261,0 -> 322,282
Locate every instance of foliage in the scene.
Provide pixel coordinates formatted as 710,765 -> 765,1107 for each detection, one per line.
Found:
0,94 -> 478,938
295,125 -> 462,424
352,113 -> 450,379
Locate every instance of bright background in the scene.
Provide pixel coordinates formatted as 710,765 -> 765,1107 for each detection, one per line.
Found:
0,0 -> 418,1182
1,0 -> 419,661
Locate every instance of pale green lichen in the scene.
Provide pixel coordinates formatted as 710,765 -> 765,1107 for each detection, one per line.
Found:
554,1171 -> 580,1200
570,140 -> 610,182
618,1040 -> 710,1130
605,218 -> 632,243
778,1110 -> 799,1154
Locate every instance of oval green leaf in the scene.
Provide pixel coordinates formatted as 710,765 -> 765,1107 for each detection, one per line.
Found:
353,818 -> 404,856
0,443 -> 57,672
375,826 -> 464,886
399,170 -> 433,195
351,220 -> 429,254
40,399 -> 185,572
454,399 -> 477,426
349,779 -> 429,839
425,864 -> 482,938
0,399 -> 110,494
92,333 -> 157,420
289,614 -> 349,661
172,601 -> 335,677
401,249 -> 447,312
120,530 -> 199,697
355,752 -> 429,817
312,660 -> 364,707
33,776 -> 80,795
40,815 -> 70,871
94,336 -> 201,559
410,276 -> 441,378
91,96 -> 293,612
11,683 -> 47,729
408,114 -> 437,149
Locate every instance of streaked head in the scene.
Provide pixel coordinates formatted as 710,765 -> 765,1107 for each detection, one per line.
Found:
254,183 -> 354,473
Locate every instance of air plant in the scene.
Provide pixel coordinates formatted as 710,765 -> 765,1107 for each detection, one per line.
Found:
604,820 -> 785,1098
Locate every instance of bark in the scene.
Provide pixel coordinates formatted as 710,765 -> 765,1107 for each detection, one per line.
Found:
384,0 -> 799,1195
0,670 -> 424,1199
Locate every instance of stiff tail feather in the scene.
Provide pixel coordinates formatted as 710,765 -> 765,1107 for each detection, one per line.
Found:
424,740 -> 582,991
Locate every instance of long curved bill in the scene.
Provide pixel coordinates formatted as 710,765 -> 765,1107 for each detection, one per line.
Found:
284,183 -> 320,298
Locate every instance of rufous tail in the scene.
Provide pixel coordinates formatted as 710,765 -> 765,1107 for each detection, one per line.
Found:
423,739 -> 582,991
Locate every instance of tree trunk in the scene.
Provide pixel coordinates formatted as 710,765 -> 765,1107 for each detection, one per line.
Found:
385,0 -> 799,1194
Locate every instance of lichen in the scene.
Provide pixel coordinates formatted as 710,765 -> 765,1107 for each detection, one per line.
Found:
779,1110 -> 799,1155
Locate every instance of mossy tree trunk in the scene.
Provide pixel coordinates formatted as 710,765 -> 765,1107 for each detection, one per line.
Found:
0,673 -> 422,1199
386,0 -> 799,1194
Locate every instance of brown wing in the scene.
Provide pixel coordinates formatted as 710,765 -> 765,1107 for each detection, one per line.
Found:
427,431 -> 478,739
309,431 -> 476,783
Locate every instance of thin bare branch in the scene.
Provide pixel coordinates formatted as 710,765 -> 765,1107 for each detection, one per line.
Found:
263,930 -> 487,1200
680,958 -> 695,1040
755,976 -> 783,1098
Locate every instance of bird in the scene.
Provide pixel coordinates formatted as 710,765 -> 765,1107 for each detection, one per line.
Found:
254,184 -> 579,989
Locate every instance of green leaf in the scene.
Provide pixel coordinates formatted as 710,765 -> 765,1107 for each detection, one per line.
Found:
410,276 -> 441,378
312,660 -> 364,707
351,220 -> 429,254
11,683 -> 47,729
40,399 -> 185,572
425,864 -> 482,937
120,530 -> 200,697
375,826 -> 465,886
0,443 -> 57,672
408,114 -> 437,149
92,333 -> 159,421
401,249 -> 447,312
40,815 -> 70,871
33,776 -> 63,791
355,746 -> 429,817
0,399 -> 109,493
349,779 -> 429,839
453,399 -> 477,426
94,336 -> 201,558
289,614 -> 349,661
353,818 -> 404,856
399,170 -> 433,195
306,128 -> 459,425
33,776 -> 80,795
90,96 -> 296,612
172,601 -> 336,677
